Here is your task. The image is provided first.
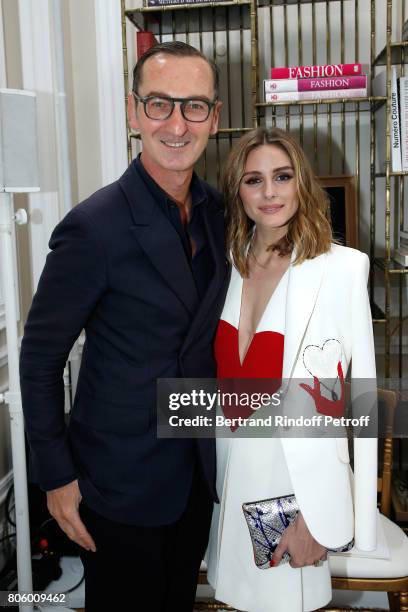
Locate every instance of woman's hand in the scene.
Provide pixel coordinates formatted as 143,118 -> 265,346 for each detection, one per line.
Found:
272,512 -> 327,568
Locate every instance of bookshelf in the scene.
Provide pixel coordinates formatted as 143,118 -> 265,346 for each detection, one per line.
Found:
121,3 -> 407,369
121,0 -> 408,562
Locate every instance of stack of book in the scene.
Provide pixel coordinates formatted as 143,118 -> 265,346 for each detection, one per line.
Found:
372,67 -> 408,172
264,63 -> 367,103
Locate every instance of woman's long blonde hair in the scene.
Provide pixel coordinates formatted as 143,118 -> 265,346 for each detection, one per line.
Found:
222,127 -> 333,277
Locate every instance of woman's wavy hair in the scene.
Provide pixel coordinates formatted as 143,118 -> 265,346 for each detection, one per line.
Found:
222,127 -> 333,276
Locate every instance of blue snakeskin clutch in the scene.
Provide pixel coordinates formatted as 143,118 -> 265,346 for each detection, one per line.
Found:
242,494 -> 354,569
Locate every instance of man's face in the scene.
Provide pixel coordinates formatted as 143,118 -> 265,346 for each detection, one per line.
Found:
128,54 -> 221,179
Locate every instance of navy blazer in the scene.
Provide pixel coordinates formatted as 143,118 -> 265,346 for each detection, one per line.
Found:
20,161 -> 230,525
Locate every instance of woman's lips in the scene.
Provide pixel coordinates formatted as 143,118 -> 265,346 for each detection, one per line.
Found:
258,205 -> 284,213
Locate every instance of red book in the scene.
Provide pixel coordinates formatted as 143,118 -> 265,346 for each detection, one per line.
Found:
264,75 -> 367,94
136,31 -> 158,59
271,63 -> 362,79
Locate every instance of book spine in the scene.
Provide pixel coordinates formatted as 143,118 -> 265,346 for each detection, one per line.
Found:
399,76 -> 408,171
265,88 -> 367,102
390,67 -> 402,172
270,63 -> 362,79
264,75 -> 367,93
136,31 -> 157,58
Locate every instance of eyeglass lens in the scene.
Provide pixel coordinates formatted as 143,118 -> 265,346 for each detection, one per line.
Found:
145,97 -> 210,121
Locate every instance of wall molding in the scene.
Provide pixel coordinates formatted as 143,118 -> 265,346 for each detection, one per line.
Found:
94,0 -> 127,186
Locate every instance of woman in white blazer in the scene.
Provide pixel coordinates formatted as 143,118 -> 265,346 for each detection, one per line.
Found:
206,127 -> 377,612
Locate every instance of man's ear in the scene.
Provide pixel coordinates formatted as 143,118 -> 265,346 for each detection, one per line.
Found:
210,100 -> 222,135
127,92 -> 139,131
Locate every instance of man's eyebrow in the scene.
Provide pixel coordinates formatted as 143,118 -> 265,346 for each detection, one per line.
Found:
142,91 -> 213,102
242,166 -> 294,177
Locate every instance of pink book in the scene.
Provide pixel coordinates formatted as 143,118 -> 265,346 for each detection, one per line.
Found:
271,63 -> 362,79
264,75 -> 367,94
265,88 -> 367,102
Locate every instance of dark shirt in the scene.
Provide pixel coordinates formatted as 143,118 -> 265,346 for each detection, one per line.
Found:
134,155 -> 214,302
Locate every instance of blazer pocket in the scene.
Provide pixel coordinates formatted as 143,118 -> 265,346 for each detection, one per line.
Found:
336,437 -> 350,463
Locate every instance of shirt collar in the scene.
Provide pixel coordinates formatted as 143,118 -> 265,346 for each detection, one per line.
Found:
133,154 -> 207,209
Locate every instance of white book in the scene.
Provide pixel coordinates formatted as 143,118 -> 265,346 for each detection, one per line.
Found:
399,76 -> 408,171
394,248 -> 408,267
391,68 -> 402,172
372,68 -> 402,172
265,88 -> 367,102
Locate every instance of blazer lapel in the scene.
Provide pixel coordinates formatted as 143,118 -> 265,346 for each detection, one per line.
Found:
119,163 -> 199,316
282,251 -> 327,379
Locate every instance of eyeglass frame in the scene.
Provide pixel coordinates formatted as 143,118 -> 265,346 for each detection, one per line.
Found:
132,92 -> 218,123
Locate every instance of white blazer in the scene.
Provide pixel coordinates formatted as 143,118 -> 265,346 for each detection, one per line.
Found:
215,243 -> 377,551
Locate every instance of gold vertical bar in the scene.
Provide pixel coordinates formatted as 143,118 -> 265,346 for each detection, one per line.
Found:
284,3 -> 289,134
212,6 -> 220,186
240,5 -> 246,128
250,0 -> 259,128
369,0 -> 376,303
355,0 -> 359,64
199,9 -> 207,179
384,0 -> 392,377
186,8 -> 191,45
340,0 -> 345,175
226,7 -> 232,152
313,104 -> 318,171
311,0 -> 316,66
121,0 -> 132,164
355,100 -> 360,236
399,274 -> 403,379
340,0 -> 345,64
298,2 -> 304,147
326,0 -> 332,174
312,0 -> 317,171
270,3 -> 275,71
284,4 -> 288,68
341,101 -> 345,175
355,1 -> 360,234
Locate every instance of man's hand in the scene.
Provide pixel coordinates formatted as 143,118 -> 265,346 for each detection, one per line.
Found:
46,480 -> 96,552
272,512 -> 326,568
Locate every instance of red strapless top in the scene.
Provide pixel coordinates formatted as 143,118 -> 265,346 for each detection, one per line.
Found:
214,319 -> 284,379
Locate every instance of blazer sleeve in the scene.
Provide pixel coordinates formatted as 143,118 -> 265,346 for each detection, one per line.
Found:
351,252 -> 378,551
20,207 -> 108,491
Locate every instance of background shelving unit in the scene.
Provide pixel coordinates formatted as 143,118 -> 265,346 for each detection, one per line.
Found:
122,0 -> 408,515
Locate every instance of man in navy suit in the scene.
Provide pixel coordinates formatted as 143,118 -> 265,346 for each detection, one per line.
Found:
20,41 -> 228,611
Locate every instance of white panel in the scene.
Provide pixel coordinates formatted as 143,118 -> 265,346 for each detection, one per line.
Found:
94,0 -> 127,185
18,0 -> 61,289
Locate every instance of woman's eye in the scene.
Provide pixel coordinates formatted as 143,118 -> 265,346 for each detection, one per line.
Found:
275,173 -> 293,182
243,177 -> 261,185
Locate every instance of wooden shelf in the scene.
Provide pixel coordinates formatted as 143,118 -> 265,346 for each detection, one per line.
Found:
374,257 -> 408,275
373,41 -> 408,67
371,301 -> 386,325
125,1 -> 251,33
256,97 -> 386,117
375,171 -> 408,178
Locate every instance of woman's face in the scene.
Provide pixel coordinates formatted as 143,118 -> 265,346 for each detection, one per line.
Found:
239,144 -> 299,234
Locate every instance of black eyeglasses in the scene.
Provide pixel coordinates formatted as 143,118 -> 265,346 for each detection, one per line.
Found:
133,92 -> 217,122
